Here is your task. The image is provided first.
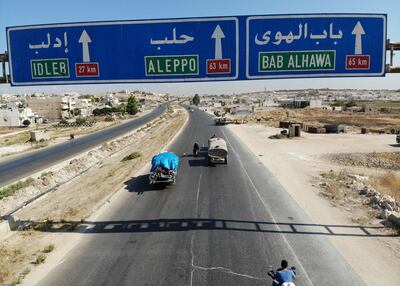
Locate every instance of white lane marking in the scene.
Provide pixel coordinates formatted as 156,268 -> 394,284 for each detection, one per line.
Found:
221,129 -> 314,286
193,265 -> 268,281
188,163 -> 268,284
190,173 -> 202,286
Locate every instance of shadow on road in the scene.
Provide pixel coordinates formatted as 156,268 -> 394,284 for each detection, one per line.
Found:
124,175 -> 167,194
15,218 -> 399,238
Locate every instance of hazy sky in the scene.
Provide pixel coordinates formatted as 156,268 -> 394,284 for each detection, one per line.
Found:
0,0 -> 399,95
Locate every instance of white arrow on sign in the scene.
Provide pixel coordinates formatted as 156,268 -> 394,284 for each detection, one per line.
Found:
211,25 -> 225,59
79,30 -> 92,62
352,21 -> 365,55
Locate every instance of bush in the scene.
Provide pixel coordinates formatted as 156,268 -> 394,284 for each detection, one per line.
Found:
73,108 -> 81,116
126,96 -> 139,115
192,94 -> 200,105
92,107 -> 120,116
268,133 -> 287,139
75,118 -> 86,125
0,178 -> 35,199
59,119 -> 69,125
43,244 -> 55,253
35,254 -> 46,264
22,119 -> 31,127
122,152 -> 142,162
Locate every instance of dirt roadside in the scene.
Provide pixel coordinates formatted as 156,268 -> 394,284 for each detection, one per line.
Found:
0,109 -> 154,159
227,124 -> 400,286
0,104 -> 188,286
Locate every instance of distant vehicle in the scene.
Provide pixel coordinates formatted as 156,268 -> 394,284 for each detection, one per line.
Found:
396,134 -> 400,144
190,109 -> 194,112
208,137 -> 228,164
149,151 -> 179,184
214,116 -> 228,125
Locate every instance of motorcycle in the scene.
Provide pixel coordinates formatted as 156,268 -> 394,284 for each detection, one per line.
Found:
267,266 -> 296,286
193,143 -> 200,157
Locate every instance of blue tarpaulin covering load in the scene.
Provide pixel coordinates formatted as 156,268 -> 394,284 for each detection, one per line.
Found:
150,152 -> 179,172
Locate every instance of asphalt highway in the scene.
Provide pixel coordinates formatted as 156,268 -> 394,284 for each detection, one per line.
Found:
36,108 -> 365,286
0,105 -> 166,187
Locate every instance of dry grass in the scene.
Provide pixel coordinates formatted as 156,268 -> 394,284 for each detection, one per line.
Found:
320,170 -> 349,201
369,172 -> 400,202
328,152 -> 400,170
0,131 -> 30,147
251,108 -> 400,131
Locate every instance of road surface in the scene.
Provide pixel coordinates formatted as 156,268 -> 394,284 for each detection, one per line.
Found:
36,108 -> 365,286
0,105 -> 166,187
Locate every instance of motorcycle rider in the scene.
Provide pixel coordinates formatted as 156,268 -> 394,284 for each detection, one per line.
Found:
193,142 -> 200,156
267,260 -> 296,286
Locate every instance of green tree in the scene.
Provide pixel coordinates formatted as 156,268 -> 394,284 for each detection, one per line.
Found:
73,108 -> 81,116
126,96 -> 139,115
119,103 -> 126,115
192,94 -> 200,106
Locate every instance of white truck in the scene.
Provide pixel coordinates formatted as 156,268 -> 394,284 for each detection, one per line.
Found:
208,137 -> 228,164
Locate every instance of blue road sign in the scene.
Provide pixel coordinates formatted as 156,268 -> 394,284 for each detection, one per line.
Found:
246,14 -> 387,79
6,14 -> 386,86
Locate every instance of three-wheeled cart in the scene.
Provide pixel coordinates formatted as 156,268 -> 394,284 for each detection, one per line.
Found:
149,151 -> 179,184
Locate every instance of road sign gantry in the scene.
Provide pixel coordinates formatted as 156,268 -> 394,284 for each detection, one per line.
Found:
6,14 -> 387,86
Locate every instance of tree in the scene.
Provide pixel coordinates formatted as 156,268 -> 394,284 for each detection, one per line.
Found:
119,103 -> 126,115
126,96 -> 139,115
22,119 -> 31,127
73,108 -> 81,116
192,94 -> 200,106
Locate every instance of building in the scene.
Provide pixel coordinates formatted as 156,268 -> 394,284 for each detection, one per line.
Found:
309,99 -> 323,108
27,96 -> 63,120
27,95 -> 80,120
0,102 -> 35,127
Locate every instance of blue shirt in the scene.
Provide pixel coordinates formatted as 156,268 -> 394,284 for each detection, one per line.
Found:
276,269 -> 295,284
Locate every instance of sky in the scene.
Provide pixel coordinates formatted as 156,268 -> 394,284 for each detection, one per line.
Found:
0,0 -> 399,95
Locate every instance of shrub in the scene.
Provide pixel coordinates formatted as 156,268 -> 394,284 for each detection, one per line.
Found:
122,152 -> 142,162
43,244 -> 55,253
35,254 -> 46,264
22,119 -> 31,127
268,133 -> 287,139
126,96 -> 139,115
59,119 -> 69,125
75,118 -> 86,125
0,178 -> 35,199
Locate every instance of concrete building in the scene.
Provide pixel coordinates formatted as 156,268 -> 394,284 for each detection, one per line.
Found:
75,98 -> 93,117
26,95 -> 81,120
309,99 -> 323,108
27,96 -> 63,120
0,103 -> 35,127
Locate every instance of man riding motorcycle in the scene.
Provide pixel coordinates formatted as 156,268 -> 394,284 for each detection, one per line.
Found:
267,260 -> 296,286
193,142 -> 200,156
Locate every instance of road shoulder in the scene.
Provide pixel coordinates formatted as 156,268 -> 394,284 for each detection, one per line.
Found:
227,123 -> 400,286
